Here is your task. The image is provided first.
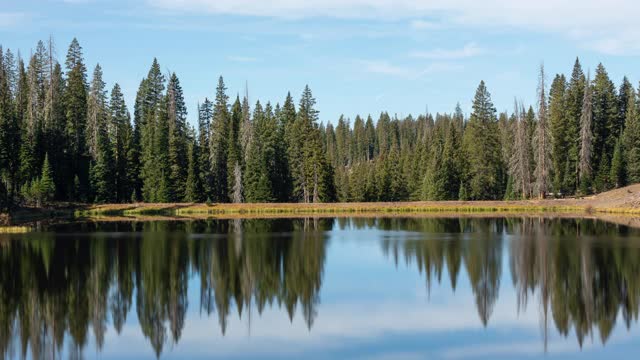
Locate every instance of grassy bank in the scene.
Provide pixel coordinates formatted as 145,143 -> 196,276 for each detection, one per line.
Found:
76,201 -> 588,217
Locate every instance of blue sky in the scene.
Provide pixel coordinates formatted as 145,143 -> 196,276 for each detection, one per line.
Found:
1,0 -> 639,126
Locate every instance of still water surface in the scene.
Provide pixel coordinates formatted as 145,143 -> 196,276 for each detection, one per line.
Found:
1,217 -> 640,359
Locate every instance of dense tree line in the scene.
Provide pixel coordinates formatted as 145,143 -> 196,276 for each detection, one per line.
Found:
2,38 -> 640,209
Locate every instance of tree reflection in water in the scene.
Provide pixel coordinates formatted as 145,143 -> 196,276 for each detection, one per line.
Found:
0,217 -> 639,358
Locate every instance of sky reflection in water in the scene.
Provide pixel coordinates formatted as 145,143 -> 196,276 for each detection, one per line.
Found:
1,217 -> 639,359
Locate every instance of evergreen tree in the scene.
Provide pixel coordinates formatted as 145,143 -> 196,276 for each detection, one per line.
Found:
549,74 -> 567,192
618,76 -> 633,133
564,58 -> 585,193
64,38 -> 89,200
184,129 -> 203,202
197,98 -> 213,198
623,87 -> 640,183
591,63 -> 618,177
109,84 -> 132,202
166,73 -> 188,201
610,138 -> 625,188
293,85 -> 335,202
87,64 -> 108,159
462,81 -> 503,200
139,59 -> 166,202
39,153 -> 55,206
228,96 -> 243,202
244,101 -> 273,202
0,55 -> 18,208
89,122 -> 115,203
209,76 -> 229,203
579,73 -> 594,194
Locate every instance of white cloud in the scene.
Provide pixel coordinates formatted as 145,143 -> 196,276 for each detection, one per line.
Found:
147,0 -> 640,54
360,59 -> 462,79
409,19 -> 440,30
410,42 -> 483,60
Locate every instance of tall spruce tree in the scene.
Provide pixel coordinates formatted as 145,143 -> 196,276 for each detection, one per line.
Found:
209,76 -> 230,203
87,64 -> 108,160
591,63 -> 618,180
244,101 -> 274,202
462,81 -> 503,200
549,74 -> 567,192
139,59 -> 166,202
166,73 -> 188,202
564,58 -> 585,193
197,98 -> 213,199
579,73 -> 594,193
623,87 -> 640,183
0,50 -> 20,207
64,38 -> 89,201
109,84 -> 132,202
228,96 -> 243,203
184,127 -> 203,202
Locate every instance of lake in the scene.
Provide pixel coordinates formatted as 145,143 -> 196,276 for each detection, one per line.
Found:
1,217 -> 639,359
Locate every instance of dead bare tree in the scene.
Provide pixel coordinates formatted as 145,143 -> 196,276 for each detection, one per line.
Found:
533,64 -> 552,198
509,101 -> 532,198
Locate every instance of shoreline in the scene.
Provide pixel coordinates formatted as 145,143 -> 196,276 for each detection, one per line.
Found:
4,183 -> 640,227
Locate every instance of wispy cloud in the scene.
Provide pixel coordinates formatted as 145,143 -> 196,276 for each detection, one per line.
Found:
359,60 -> 462,79
409,19 -> 440,30
147,0 -> 640,54
409,42 -> 483,60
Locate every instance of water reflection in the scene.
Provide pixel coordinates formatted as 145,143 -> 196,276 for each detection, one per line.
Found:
0,217 -> 639,358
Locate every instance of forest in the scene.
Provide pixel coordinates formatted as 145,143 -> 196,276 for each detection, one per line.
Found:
1,37 -> 640,209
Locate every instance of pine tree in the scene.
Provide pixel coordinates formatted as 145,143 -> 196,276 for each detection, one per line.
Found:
89,122 -> 115,203
166,73 -> 188,202
579,73 -> 593,194
610,138 -> 625,188
0,54 -> 19,208
39,153 -> 55,206
209,76 -> 229,203
87,64 -> 108,159
109,83 -> 131,202
591,63 -> 618,178
564,58 -> 585,193
228,96 -> 243,203
198,98 -> 213,198
184,129 -> 203,202
462,81 -> 503,200
244,101 -> 273,202
549,74 -> 567,192
64,38 -> 89,201
139,59 -> 165,202
293,85 -> 335,202
618,76 -> 633,133
623,87 -> 640,183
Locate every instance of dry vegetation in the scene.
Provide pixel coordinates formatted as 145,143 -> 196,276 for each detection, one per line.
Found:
78,184 -> 640,217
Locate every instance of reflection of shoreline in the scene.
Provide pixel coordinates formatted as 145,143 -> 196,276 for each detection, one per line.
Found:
1,218 -> 639,358
384,217 -> 640,351
70,212 -> 640,232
